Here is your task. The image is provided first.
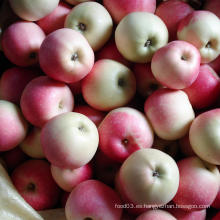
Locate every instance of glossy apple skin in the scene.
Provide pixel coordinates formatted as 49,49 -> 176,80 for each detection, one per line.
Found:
177,10 -> 220,63
37,2 -> 71,35
116,149 -> 179,208
173,157 -> 220,212
51,163 -> 93,192
8,0 -> 59,21
11,159 -> 61,211
183,64 -> 220,109
2,21 -> 45,67
133,63 -> 162,98
20,127 -> 44,159
21,76 -> 74,128
65,2 -> 113,51
203,0 -> 220,18
115,12 -> 168,63
0,67 -> 40,104
155,0 -> 193,41
136,210 -> 176,220
98,107 -> 154,163
82,59 -> 136,111
74,105 -> 105,127
41,112 -> 99,169
189,109 -> 220,165
0,100 -> 28,151
65,180 -> 122,220
95,38 -> 130,67
144,88 -> 195,140
103,0 -> 156,23
211,167 -> 220,209
151,40 -> 201,89
39,28 -> 94,83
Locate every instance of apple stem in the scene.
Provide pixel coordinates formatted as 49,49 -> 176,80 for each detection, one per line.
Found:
152,171 -> 159,177
144,40 -> 152,47
71,53 -> 78,61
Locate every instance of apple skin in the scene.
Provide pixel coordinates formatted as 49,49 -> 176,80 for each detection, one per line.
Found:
136,209 -> 176,220
8,0 -> 59,21
20,127 -> 44,159
155,0 -> 193,41
133,63 -> 162,98
82,59 -> 136,111
209,55 -> 220,74
65,2 -> 113,51
65,179 -> 122,220
189,109 -> 220,165
144,88 -> 195,140
95,38 -> 130,67
39,28 -> 94,83
213,211 -> 220,220
173,156 -> 220,212
51,163 -> 93,192
2,147 -> 28,172
2,21 -> 45,67
116,148 -> 179,208
0,100 -> 28,152
37,2 -> 71,35
41,112 -> 99,169
211,167 -> 220,209
74,105 -> 106,127
103,0 -> 156,24
65,0 -> 93,5
177,10 -> 220,63
20,76 -> 74,128
115,12 -> 168,63
183,64 -> 220,109
11,159 -> 61,211
151,40 -> 201,89
203,0 -> 220,18
98,107 -> 154,163
179,134 -> 196,157
0,67 -> 40,104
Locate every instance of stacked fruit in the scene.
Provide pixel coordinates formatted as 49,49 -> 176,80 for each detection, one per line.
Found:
0,0 -> 220,219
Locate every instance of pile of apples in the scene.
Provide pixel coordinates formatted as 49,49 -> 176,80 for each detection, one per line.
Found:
1,0 -> 220,219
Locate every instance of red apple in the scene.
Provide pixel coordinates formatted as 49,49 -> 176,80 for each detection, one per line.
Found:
11,159 -> 61,211
2,21 -> 45,66
21,76 -> 74,127
136,209 -> 176,220
203,0 -> 220,18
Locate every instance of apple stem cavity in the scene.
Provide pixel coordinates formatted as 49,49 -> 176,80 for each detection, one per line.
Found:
205,41 -> 212,48
144,40 -> 152,48
152,170 -> 160,177
26,182 -> 36,192
71,53 -> 78,61
78,23 -> 86,32
122,138 -> 129,146
29,52 -> 37,59
118,77 -> 126,87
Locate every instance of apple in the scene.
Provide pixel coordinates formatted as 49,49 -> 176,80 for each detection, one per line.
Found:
38,208 -> 66,220
177,10 -> 220,63
213,211 -> 220,220
133,63 -> 162,98
37,2 -> 71,35
189,109 -> 220,165
74,105 -> 106,127
136,209 -> 176,220
183,64 -> 220,109
11,159 -> 61,211
8,0 -> 59,21
21,76 -> 74,127
0,100 -> 28,151
211,166 -> 220,209
95,38 -> 130,67
0,67 -> 40,104
203,0 -> 220,18
103,0 -> 156,24
151,40 -> 201,89
98,107 -> 154,162
155,0 -> 193,41
173,156 -> 220,211
179,134 -> 196,157
65,2 -> 113,51
209,55 -> 220,74
39,28 -> 94,83
2,21 -> 45,67
2,147 -> 28,172
51,163 -> 93,192
115,12 -> 168,63
82,59 -> 136,111
65,0 -> 93,5
20,127 -> 44,159
93,150 -> 121,186
65,179 -> 122,220
116,148 -> 179,208
41,112 -> 99,169
144,88 -> 195,140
